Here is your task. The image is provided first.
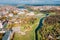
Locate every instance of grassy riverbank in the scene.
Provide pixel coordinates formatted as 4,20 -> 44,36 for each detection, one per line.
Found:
13,17 -> 40,40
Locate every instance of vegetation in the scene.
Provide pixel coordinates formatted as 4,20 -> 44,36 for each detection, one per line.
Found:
13,17 -> 40,40
0,33 -> 4,40
39,15 -> 60,40
44,15 -> 60,25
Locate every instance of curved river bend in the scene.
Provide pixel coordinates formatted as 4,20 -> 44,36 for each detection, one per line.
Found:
35,14 -> 49,40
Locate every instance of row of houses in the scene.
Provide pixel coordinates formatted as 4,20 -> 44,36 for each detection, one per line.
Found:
26,6 -> 60,11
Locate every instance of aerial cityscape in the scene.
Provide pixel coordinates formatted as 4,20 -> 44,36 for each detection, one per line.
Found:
0,0 -> 60,40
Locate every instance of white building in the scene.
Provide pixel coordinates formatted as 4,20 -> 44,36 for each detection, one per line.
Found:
8,13 -> 13,17
26,12 -> 35,16
18,11 -> 25,15
12,27 -> 20,32
0,21 -> 3,28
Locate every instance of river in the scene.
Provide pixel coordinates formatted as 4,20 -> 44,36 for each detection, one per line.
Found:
35,14 -> 49,40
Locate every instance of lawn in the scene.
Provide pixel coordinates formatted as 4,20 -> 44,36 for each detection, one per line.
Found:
13,17 -> 40,40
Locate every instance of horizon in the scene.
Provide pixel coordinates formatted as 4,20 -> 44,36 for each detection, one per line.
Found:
0,0 -> 60,5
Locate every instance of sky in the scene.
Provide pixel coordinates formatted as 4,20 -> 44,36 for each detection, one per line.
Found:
0,0 -> 60,4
